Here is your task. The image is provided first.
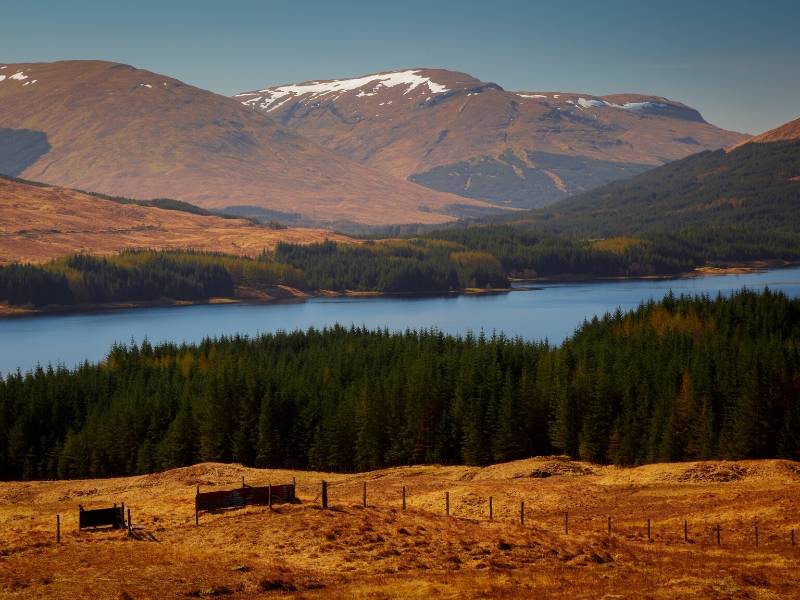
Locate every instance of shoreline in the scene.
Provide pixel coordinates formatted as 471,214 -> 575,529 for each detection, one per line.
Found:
511,259 -> 800,284
1,261 -> 797,320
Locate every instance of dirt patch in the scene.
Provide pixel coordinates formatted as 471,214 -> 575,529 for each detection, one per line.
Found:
677,463 -> 748,483
528,459 -> 596,478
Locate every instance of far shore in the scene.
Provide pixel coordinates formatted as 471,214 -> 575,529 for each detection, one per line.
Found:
1,261 -> 797,320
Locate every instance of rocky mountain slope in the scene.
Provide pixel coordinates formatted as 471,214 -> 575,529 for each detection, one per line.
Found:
236,68 -> 748,209
0,61 -> 492,226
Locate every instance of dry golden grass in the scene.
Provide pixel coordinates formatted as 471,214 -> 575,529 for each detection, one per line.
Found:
1,457 -> 799,599
0,177 -> 352,265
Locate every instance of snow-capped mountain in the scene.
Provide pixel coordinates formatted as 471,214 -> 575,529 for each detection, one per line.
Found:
236,69 -> 749,209
0,61 -> 493,226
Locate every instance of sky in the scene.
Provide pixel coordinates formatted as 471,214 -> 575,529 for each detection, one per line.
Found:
0,0 -> 797,134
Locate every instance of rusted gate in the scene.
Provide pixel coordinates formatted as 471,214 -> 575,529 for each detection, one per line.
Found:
195,483 -> 297,516
79,504 -> 126,529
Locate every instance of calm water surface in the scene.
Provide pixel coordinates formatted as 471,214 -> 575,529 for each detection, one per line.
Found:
2,267 -> 800,376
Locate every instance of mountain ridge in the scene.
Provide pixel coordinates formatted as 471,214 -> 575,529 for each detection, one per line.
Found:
236,67 -> 748,209
0,60 -> 494,226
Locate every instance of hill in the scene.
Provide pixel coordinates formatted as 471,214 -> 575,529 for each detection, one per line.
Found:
236,68 -> 748,209
509,136 -> 800,237
0,174 -> 350,265
749,116 -> 800,144
0,458 -> 798,598
0,61 -> 493,226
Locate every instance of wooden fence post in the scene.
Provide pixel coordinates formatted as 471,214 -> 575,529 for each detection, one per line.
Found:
716,524 -> 721,545
755,525 -> 759,547
242,476 -> 245,488
56,514 -> 60,544
321,480 -> 328,509
607,516 -> 612,536
564,511 -> 569,535
363,482 -> 367,508
489,496 -> 493,521
402,486 -> 406,511
647,518 -> 651,541
445,492 -> 450,516
127,508 -> 132,534
520,501 -> 525,526
684,519 -> 688,542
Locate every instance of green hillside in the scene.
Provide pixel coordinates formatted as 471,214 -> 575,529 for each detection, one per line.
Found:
520,139 -> 800,236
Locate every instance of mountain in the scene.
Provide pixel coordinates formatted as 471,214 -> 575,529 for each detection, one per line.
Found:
514,121 -> 800,237
0,174 -> 350,265
236,68 -> 748,209
0,61 -> 493,226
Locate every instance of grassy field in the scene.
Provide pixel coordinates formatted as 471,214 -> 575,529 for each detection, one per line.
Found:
1,457 -> 798,599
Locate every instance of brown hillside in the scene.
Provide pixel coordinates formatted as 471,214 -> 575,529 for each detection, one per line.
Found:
0,176 -> 351,265
1,457 -> 798,599
750,116 -> 800,143
0,61 -> 493,226
236,69 -> 749,209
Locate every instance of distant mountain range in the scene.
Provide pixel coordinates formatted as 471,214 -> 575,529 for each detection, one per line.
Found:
236,68 -> 747,210
0,61 -> 752,227
0,60 -> 492,227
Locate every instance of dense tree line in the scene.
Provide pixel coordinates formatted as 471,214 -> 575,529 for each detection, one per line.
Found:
274,239 -> 508,292
0,250 -> 298,308
1,289 -> 797,480
426,227 -> 700,278
2,222 -> 799,310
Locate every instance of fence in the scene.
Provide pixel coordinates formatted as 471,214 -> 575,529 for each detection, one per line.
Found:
305,480 -> 798,549
195,478 -> 297,524
78,504 -> 126,530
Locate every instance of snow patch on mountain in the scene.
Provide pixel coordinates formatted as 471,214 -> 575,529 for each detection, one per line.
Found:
0,70 -> 36,85
620,101 -> 669,112
236,70 -> 450,111
577,97 -> 608,108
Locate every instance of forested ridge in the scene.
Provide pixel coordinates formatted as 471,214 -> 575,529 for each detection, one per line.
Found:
1,289 -> 798,480
501,139 -> 800,237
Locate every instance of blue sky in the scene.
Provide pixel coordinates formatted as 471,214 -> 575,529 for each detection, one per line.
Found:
1,0 -> 797,134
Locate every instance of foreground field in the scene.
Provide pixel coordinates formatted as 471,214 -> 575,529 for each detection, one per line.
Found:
1,457 -> 798,599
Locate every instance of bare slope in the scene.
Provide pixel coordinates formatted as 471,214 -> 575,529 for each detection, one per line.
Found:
749,116 -> 800,144
236,68 -> 749,209
0,61 -> 492,226
1,457 -> 798,599
0,175 -> 351,265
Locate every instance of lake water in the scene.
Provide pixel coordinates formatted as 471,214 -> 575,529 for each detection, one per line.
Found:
2,267 -> 800,376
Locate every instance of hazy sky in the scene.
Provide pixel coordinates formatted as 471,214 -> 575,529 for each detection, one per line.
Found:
1,0 -> 797,134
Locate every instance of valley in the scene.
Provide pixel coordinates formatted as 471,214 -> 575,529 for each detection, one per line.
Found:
1,7 -> 799,598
